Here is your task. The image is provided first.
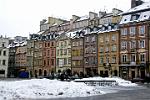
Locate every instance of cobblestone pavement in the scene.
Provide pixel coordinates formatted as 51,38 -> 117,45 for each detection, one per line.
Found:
31,84 -> 150,100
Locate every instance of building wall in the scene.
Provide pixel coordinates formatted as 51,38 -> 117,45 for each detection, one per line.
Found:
84,33 -> 98,76
71,37 -> 84,75
119,22 -> 149,79
0,37 -> 9,77
98,30 -> 120,77
56,36 -> 71,72
42,40 -> 56,76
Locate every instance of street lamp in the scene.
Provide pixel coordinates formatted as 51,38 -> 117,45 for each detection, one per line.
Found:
105,53 -> 112,77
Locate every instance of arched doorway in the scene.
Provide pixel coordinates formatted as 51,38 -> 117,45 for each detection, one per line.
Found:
34,70 -> 37,78
39,69 -> 42,76
114,70 -> 118,76
44,70 -> 47,76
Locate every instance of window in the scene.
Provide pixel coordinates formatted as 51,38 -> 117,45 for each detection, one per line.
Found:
121,41 -> 127,50
130,27 -> 136,36
57,42 -> 59,47
64,58 -> 67,65
121,28 -> 127,36
139,26 -> 145,36
0,70 -> 5,74
122,55 -> 127,63
51,59 -> 54,66
51,50 -> 54,56
100,58 -> 103,64
85,58 -> 89,64
130,40 -> 136,49
2,42 -> 5,47
68,49 -> 71,55
0,50 -> 1,56
61,42 -> 63,47
105,47 -> 109,52
64,49 -> 67,55
48,43 -> 50,47
139,40 -> 145,48
131,54 -> 136,62
79,40 -> 83,45
57,50 -> 59,56
112,45 -> 117,52
60,49 -> 63,56
86,37 -> 89,42
112,34 -> 116,41
140,53 -> 145,62
105,36 -> 109,42
72,42 -> 76,46
2,60 -> 6,65
100,47 -> 103,53
64,41 -> 67,46
99,37 -> 103,42
51,42 -> 54,46
112,57 -> 116,63
47,59 -> 50,66
91,36 -> 95,42
47,50 -> 50,56
68,57 -> 71,64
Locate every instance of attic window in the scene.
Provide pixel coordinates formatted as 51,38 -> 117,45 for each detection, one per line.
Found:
144,15 -> 147,17
124,19 -> 127,21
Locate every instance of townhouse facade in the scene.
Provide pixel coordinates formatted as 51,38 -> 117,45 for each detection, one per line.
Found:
119,2 -> 150,79
84,27 -> 98,76
98,25 -> 120,77
71,30 -> 84,75
56,32 -> 72,73
0,36 -> 9,77
42,34 -> 56,76
15,45 -> 27,74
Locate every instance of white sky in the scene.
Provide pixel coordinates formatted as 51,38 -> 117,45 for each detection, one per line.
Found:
0,0 -> 149,38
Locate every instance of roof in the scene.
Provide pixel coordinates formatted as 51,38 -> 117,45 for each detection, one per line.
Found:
123,2 -> 150,14
120,2 -> 150,24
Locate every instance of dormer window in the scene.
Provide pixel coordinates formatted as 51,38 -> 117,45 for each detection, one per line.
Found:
131,14 -> 140,21
124,19 -> 127,21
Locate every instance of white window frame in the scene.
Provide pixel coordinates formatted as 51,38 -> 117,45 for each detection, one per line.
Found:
139,40 -> 145,48
112,34 -> 116,41
121,28 -> 127,36
122,54 -> 127,63
121,41 -> 127,50
130,40 -> 136,49
139,25 -> 145,36
131,54 -> 136,62
139,53 -> 146,62
130,27 -> 136,36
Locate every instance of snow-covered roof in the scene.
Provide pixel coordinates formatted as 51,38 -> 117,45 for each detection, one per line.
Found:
37,31 -> 45,34
126,2 -> 150,14
120,2 -> 150,24
77,15 -> 89,21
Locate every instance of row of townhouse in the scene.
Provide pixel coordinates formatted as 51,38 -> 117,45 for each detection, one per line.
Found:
26,2 -> 150,80
0,36 -> 28,78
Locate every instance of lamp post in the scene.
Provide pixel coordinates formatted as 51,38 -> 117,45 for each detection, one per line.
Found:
105,52 -> 112,77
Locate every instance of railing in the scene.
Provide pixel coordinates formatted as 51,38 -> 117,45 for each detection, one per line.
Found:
74,80 -> 118,86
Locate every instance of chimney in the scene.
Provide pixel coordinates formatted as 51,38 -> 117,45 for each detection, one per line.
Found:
112,8 -> 123,16
89,12 -> 98,20
71,15 -> 80,22
131,0 -> 144,8
99,11 -> 106,18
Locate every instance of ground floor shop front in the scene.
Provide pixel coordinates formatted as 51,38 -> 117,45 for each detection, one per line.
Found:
119,64 -> 149,80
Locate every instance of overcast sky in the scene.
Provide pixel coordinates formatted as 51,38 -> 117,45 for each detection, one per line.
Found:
0,0 -> 149,38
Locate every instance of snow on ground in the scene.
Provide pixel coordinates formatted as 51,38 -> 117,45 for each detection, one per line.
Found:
0,78 -> 104,100
75,76 -> 138,87
0,77 -> 138,100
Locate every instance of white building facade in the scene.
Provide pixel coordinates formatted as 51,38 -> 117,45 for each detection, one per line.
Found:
0,36 -> 9,77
